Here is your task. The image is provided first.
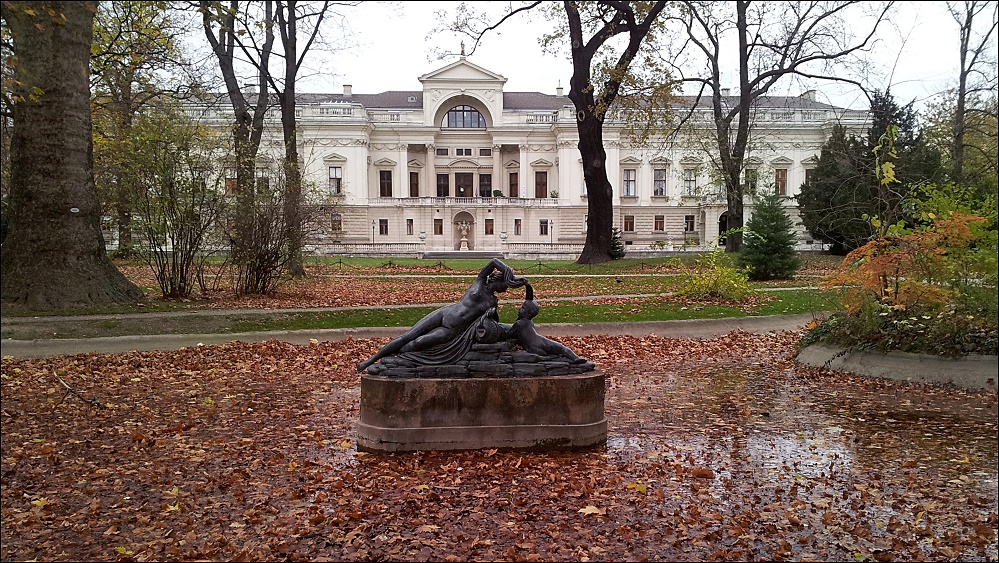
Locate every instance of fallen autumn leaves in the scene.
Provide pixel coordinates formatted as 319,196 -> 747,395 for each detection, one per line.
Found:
2,331 -> 997,561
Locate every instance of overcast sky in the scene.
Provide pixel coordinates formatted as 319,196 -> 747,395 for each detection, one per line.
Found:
286,1 -> 989,111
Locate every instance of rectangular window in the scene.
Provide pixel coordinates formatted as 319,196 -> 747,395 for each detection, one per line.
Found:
514,218 -> 522,236
654,215 -> 665,231
775,168 -> 788,195
653,168 -> 667,196
804,168 -> 815,188
535,171 -> 548,198
484,218 -> 494,235
409,171 -> 419,197
328,166 -> 343,195
434,218 -> 444,235
623,169 -> 636,197
331,213 -> 343,232
456,148 -> 472,156
509,172 -> 519,198
225,169 -> 238,195
539,220 -> 549,236
379,170 -> 392,197
378,218 -> 389,235
624,215 -> 635,232
684,214 -> 695,232
744,168 -> 758,192
406,218 -> 414,236
455,172 -> 473,197
436,174 -> 450,197
479,148 -> 492,157
683,169 -> 697,195
479,173 -> 492,197
436,147 -> 449,156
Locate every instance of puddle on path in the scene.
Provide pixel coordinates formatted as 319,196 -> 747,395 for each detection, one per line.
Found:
603,361 -> 998,560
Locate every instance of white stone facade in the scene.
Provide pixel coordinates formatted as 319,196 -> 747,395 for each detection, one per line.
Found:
199,58 -> 870,257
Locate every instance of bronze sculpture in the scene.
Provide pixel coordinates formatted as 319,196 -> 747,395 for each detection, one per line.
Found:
356,259 -> 593,377
356,258 -> 527,372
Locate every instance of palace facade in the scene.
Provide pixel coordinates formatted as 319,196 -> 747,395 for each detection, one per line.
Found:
197,57 -> 870,258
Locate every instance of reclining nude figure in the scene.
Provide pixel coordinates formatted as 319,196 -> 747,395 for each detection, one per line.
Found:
357,258 -> 528,372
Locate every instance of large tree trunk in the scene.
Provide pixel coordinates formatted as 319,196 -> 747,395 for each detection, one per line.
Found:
281,106 -> 305,278
1,1 -> 143,310
281,0 -> 305,278
575,116 -> 613,264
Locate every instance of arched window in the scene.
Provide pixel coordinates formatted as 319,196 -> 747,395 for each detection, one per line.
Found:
444,105 -> 486,128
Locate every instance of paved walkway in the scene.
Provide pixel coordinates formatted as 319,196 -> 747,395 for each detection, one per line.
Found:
1,313 -> 824,359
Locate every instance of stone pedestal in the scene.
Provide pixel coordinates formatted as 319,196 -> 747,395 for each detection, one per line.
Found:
357,371 -> 607,452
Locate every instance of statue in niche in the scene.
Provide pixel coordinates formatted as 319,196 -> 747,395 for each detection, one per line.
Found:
457,220 -> 472,250
357,260 -> 594,377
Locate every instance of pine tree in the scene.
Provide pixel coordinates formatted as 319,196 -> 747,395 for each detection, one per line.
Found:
609,227 -> 626,260
797,90 -> 943,253
740,190 -> 801,280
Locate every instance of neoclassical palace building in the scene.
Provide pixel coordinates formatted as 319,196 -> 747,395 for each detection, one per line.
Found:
199,57 -> 869,257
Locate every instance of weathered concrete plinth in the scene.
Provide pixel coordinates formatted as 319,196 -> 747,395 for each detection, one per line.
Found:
357,371 -> 607,452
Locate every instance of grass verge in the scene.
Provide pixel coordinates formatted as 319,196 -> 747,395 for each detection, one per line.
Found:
1,289 -> 840,340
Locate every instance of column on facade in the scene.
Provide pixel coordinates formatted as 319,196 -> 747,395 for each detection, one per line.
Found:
605,141 -> 620,228
426,143 -> 435,198
518,144 -> 528,198
492,144 -> 502,197
640,157 -> 651,206
398,144 -> 408,199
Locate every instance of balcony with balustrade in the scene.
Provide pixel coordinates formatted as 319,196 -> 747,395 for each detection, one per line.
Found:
366,196 -> 563,208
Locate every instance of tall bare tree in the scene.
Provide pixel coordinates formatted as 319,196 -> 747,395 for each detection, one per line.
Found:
199,0 -> 272,199
946,0 -> 998,184
267,0 -> 344,277
1,0 -> 143,309
443,1 -> 671,264
664,1 -> 892,252
200,0 -> 287,295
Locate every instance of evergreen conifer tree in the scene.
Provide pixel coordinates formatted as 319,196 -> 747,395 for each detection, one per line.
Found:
740,190 -> 800,280
797,90 -> 943,253
609,227 -> 626,260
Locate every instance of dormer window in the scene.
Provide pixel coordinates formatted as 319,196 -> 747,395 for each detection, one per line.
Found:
444,105 -> 486,128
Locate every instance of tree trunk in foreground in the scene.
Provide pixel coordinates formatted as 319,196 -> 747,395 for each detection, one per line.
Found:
575,114 -> 614,264
1,1 -> 143,310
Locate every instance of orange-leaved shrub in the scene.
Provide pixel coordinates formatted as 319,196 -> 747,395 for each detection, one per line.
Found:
813,212 -> 997,356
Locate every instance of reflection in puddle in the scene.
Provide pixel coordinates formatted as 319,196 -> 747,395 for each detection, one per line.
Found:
601,359 -> 998,560
747,432 -> 853,478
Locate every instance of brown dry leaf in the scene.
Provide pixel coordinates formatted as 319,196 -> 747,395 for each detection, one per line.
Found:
578,505 -> 607,516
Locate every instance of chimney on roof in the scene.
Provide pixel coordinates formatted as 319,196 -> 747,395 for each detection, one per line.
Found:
556,86 -> 564,96
800,89 -> 816,102
243,82 -> 257,96
720,88 -> 731,97
343,84 -> 352,98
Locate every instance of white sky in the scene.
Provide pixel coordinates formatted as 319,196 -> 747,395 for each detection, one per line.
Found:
290,1 -> 986,111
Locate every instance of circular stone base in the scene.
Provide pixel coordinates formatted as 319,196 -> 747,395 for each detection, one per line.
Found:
357,371 -> 607,452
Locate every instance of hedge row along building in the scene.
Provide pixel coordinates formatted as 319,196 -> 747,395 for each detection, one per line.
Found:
193,57 -> 869,258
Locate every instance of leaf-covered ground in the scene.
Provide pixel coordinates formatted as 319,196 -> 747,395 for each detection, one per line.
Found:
2,330 -> 996,562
